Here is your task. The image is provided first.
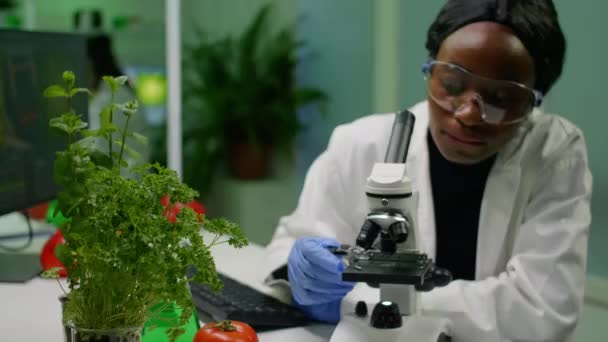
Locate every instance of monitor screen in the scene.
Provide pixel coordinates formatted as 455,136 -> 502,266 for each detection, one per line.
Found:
0,30 -> 88,216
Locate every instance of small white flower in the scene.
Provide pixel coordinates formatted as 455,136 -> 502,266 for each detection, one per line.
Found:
178,238 -> 191,248
148,243 -> 154,248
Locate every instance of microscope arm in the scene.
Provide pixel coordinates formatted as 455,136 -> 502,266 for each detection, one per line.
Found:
331,110 -> 453,342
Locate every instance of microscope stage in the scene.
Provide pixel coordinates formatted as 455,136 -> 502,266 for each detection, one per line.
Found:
342,251 -> 432,285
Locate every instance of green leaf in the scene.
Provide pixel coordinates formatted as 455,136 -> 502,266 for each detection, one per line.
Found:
99,106 -> 121,135
63,71 -> 75,89
131,132 -> 148,146
75,136 -> 98,150
99,123 -> 120,136
49,112 -> 87,135
43,85 -> 68,98
89,150 -> 113,168
41,267 -> 63,279
70,87 -> 93,97
82,129 -> 101,137
296,87 -> 328,107
53,151 -> 71,184
100,105 -> 112,126
203,217 -> 248,248
103,75 -> 128,93
54,243 -> 71,266
49,117 -> 70,134
115,76 -> 128,86
75,120 -> 88,131
115,100 -> 139,117
102,76 -> 117,93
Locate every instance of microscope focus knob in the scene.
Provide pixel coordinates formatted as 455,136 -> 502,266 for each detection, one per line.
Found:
370,301 -> 402,329
432,267 -> 452,287
416,266 -> 453,291
355,301 -> 368,317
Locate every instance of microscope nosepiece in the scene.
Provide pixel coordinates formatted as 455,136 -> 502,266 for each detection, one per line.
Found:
356,220 -> 381,249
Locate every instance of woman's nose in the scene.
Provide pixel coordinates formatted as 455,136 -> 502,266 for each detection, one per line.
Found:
453,94 -> 485,126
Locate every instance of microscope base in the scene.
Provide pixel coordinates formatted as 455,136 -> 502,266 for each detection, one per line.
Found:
330,314 -> 452,342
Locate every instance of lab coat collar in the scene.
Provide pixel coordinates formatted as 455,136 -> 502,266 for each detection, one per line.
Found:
475,114 -> 534,277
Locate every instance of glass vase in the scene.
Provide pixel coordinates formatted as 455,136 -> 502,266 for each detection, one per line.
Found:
64,324 -> 143,342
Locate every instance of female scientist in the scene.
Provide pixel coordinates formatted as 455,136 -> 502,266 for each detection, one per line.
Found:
262,0 -> 592,341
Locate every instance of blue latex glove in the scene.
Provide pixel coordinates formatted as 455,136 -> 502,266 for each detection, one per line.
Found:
288,237 -> 354,323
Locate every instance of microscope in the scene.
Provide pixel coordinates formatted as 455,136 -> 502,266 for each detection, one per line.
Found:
330,110 -> 453,342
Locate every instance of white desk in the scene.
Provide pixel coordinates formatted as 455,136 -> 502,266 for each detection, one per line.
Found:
0,231 -> 335,341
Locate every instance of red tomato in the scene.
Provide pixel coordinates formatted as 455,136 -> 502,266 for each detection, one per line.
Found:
193,321 -> 258,342
160,195 -> 206,223
40,230 -> 67,277
26,201 -> 50,220
160,195 -> 170,207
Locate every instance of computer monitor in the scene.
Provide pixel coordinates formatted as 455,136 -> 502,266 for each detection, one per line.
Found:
0,29 -> 88,216
0,29 -> 88,282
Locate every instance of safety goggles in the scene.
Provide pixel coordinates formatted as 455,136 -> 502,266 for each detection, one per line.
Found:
422,60 -> 543,125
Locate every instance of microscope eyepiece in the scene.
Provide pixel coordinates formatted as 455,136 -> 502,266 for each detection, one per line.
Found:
384,109 -> 415,164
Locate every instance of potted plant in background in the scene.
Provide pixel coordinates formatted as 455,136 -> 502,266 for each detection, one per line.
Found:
181,3 -> 327,196
42,71 -> 247,342
0,0 -> 21,28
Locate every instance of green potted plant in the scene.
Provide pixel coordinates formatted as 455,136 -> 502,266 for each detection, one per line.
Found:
182,3 -> 327,194
42,71 -> 247,342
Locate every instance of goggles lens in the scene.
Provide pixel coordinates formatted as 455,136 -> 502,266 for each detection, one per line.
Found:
423,61 -> 541,125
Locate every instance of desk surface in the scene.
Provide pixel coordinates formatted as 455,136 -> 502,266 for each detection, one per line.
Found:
0,231 -> 334,342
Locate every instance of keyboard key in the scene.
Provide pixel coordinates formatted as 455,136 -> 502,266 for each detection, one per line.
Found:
189,273 -> 310,329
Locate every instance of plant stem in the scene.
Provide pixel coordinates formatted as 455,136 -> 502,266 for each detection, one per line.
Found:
67,93 -> 72,113
207,239 -> 229,248
67,132 -> 75,180
118,115 -> 131,169
210,234 -> 220,246
56,278 -> 68,296
108,93 -> 115,166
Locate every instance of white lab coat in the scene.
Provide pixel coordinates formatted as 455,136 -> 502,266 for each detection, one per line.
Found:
263,101 -> 592,342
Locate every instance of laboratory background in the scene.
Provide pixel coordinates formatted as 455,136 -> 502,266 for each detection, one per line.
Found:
0,0 -> 606,341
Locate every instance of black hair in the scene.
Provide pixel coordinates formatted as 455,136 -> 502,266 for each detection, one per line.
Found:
426,0 -> 566,95
86,34 -> 127,90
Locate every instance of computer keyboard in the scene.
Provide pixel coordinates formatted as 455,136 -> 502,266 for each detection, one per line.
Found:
189,272 -> 310,330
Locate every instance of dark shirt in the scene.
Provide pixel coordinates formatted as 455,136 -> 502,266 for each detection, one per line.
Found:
427,131 -> 496,281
